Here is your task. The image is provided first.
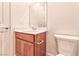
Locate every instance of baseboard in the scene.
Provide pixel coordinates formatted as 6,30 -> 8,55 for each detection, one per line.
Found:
14,52 -> 55,56
46,52 -> 55,56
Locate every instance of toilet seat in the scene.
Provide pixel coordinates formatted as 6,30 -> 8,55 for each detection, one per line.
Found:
56,54 -> 64,56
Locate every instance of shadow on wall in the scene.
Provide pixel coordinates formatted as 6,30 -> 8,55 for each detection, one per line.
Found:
47,30 -> 58,56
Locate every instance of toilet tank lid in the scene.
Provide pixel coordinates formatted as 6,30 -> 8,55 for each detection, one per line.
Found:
54,34 -> 79,40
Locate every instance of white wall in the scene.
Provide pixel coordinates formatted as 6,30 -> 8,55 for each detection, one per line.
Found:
47,2 -> 79,55
11,2 -> 29,29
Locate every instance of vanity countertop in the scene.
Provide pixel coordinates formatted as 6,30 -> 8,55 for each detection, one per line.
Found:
15,27 -> 47,35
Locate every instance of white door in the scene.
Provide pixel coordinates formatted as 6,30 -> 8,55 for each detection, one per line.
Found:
0,2 -> 12,56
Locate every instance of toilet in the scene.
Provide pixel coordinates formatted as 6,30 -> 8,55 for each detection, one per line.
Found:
54,34 -> 79,56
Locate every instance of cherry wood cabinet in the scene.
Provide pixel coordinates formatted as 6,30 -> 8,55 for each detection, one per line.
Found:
15,32 -> 46,56
16,39 -> 22,56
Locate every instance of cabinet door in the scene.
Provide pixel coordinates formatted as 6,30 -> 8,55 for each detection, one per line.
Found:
16,39 -> 23,56
35,41 -> 46,56
16,39 -> 34,56
35,33 -> 46,56
22,41 -> 34,56
40,41 -> 46,56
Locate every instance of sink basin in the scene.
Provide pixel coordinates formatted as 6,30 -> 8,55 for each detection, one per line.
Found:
15,27 -> 47,35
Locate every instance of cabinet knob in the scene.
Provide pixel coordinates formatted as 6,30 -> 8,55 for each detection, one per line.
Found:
35,40 -> 44,45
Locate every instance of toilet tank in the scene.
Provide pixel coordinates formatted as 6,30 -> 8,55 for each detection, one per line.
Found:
54,34 -> 79,56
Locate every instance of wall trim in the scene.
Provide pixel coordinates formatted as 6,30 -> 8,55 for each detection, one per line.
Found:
46,52 -> 55,56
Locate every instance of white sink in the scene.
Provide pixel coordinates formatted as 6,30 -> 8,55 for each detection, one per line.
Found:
15,27 -> 47,35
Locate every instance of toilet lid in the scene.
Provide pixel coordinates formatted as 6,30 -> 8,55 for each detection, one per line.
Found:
54,34 -> 79,40
56,54 -> 64,56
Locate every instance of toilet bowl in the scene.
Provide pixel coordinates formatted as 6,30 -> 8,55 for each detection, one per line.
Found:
54,34 -> 79,56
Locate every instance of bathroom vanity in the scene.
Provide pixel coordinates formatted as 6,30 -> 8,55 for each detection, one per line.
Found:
14,2 -> 47,56
15,27 -> 47,56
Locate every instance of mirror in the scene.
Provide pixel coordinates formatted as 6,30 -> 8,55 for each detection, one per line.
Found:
29,2 -> 47,28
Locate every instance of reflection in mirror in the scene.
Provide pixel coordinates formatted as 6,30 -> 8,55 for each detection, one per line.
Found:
29,2 -> 47,29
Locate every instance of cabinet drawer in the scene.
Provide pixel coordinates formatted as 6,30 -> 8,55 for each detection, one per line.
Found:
15,32 -> 34,42
35,32 -> 46,43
